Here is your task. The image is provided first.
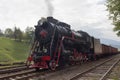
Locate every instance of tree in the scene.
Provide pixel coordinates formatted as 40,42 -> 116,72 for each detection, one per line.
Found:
106,0 -> 120,36
25,27 -> 34,40
5,28 -> 13,38
13,27 -> 17,40
17,28 -> 23,41
0,29 -> 4,37
13,27 -> 23,41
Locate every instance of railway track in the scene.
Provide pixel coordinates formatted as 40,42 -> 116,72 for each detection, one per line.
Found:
0,67 -> 54,80
0,65 -> 25,70
0,69 -> 35,80
0,64 -> 77,80
1,55 -> 119,80
0,65 -> 29,75
70,55 -> 120,80
0,64 -> 36,80
0,64 -> 55,80
30,55 -> 119,80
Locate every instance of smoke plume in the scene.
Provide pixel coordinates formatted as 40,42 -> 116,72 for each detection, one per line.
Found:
45,0 -> 54,16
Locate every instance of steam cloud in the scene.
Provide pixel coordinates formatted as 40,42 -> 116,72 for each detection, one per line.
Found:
45,0 -> 54,16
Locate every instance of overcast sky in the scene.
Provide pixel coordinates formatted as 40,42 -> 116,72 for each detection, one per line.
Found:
0,0 -> 120,41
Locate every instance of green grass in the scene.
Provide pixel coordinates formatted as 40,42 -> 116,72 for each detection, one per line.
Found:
0,37 -> 30,63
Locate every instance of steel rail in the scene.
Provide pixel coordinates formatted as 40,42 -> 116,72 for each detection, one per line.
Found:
70,55 -> 119,80
99,58 -> 120,80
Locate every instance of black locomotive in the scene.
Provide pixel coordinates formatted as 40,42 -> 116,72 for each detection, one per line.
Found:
26,17 -> 118,70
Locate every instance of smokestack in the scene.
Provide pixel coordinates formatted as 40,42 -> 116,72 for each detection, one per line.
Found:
45,0 -> 54,16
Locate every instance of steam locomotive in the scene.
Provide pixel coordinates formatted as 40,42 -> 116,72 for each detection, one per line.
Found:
26,17 -> 118,70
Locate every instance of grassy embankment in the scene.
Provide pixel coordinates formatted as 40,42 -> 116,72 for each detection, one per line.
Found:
0,37 -> 30,64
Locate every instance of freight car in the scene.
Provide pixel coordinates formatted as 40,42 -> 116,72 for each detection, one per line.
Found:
102,44 -> 118,56
26,17 -> 118,70
109,46 -> 118,54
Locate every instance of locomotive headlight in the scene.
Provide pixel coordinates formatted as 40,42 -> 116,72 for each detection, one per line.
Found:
43,49 -> 47,53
